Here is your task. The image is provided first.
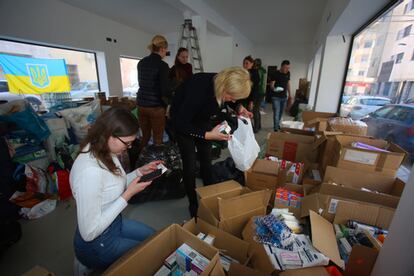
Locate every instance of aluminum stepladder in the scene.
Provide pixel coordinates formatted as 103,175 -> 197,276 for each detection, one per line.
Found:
178,19 -> 204,73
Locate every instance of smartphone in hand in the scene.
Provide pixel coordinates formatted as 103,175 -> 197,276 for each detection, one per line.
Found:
139,164 -> 168,182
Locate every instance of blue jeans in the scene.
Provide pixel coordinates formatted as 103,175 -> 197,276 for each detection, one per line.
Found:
271,96 -> 287,131
74,215 -> 155,270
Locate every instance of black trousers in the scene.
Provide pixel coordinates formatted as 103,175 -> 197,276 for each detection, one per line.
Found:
176,132 -> 212,213
253,95 -> 264,131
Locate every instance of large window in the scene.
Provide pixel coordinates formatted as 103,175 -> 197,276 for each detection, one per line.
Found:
120,57 -> 140,98
0,39 -> 99,107
341,0 -> 414,160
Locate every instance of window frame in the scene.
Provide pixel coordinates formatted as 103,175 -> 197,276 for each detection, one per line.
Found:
337,0 -> 402,113
0,37 -> 101,92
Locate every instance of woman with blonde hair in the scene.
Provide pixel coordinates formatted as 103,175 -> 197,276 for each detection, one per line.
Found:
136,35 -> 170,152
170,67 -> 252,217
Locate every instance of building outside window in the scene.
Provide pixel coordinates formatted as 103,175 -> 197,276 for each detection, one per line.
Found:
341,0 -> 414,161
120,57 -> 140,98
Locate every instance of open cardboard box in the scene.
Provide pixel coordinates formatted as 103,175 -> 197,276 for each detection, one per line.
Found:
22,266 -> 55,276
331,135 -> 407,176
323,166 -> 405,197
242,206 -> 380,275
273,183 -> 311,219
302,111 -> 336,129
266,132 -> 320,163
196,181 -> 271,238
245,159 -> 285,193
301,193 -> 396,229
104,224 -> 224,276
182,218 -> 250,265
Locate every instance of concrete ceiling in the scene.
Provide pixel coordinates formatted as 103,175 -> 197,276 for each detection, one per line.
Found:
60,0 -> 328,45
203,0 -> 328,44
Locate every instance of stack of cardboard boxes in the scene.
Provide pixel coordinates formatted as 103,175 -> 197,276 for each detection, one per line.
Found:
102,111 -> 407,275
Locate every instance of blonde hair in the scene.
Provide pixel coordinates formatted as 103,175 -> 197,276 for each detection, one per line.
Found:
147,35 -> 168,53
214,67 -> 251,105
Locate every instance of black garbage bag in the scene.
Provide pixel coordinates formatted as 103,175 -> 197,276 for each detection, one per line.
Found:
129,143 -> 185,204
211,157 -> 245,185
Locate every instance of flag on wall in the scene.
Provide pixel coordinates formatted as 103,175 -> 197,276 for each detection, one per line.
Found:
0,54 -> 71,94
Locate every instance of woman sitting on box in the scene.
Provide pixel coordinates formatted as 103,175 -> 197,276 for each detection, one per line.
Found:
170,66 -> 252,218
71,107 -> 161,271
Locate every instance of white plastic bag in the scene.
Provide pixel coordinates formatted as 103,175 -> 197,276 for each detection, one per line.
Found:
228,117 -> 260,171
20,199 -> 57,220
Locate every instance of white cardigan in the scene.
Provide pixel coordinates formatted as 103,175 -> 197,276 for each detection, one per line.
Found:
70,146 -> 139,241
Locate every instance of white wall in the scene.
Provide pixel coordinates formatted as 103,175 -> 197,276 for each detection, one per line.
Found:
254,44 -> 311,93
0,0 -> 152,96
371,166 -> 414,276
314,35 -> 351,112
205,32 -> 233,72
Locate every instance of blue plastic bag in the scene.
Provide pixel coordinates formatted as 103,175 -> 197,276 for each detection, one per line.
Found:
0,100 -> 50,142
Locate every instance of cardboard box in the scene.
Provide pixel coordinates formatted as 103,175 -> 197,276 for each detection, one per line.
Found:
22,266 -> 55,276
245,159 -> 285,192
183,218 -> 250,265
279,267 -> 329,276
302,111 -> 336,128
104,224 -> 223,276
274,183 -> 307,219
323,166 -> 405,197
266,132 -> 319,162
196,181 -> 271,238
307,182 -> 401,209
228,263 -> 269,276
241,213 -> 344,274
196,181 -> 272,237
327,117 -> 368,136
331,135 -> 407,176
301,194 -> 395,229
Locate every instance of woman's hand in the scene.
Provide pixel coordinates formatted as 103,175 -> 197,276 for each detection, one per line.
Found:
238,105 -> 253,118
122,176 -> 152,201
205,124 -> 231,141
138,160 -> 163,175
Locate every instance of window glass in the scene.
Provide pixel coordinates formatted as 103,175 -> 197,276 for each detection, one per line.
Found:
0,39 -> 99,105
386,106 -> 414,123
120,57 -> 140,98
341,0 -> 414,158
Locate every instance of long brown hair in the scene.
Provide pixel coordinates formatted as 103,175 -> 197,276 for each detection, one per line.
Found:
174,47 -> 189,84
80,107 -> 139,175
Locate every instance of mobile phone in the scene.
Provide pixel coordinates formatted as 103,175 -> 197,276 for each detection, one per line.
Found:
139,169 -> 163,182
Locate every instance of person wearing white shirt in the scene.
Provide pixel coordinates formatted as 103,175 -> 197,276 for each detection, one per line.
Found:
71,107 -> 160,271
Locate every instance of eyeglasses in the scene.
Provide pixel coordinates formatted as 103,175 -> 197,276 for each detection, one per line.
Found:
115,136 -> 135,148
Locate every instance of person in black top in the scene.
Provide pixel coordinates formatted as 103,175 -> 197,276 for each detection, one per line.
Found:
269,60 -> 292,131
136,35 -> 170,152
170,67 -> 252,217
243,55 -> 260,133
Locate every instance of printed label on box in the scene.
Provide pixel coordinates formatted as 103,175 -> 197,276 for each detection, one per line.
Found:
328,199 -> 339,214
343,149 -> 378,165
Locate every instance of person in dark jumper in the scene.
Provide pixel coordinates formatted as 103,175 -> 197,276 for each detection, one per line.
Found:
136,35 -> 170,152
170,67 -> 252,217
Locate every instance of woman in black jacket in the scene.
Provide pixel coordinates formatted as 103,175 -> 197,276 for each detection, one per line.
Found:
243,55 -> 261,133
136,35 -> 170,152
170,67 -> 252,217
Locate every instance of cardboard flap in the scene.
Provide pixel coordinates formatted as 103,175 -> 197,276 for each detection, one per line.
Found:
228,263 -> 268,276
196,180 -> 242,199
323,166 -> 398,193
183,218 -> 250,264
344,245 -> 378,276
251,159 -> 279,176
333,201 -> 395,229
310,211 -> 344,269
301,193 -> 323,217
219,207 -> 266,238
218,190 -> 271,220
280,267 -> 330,276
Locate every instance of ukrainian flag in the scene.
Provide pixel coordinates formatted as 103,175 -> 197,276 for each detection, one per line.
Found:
0,54 -> 71,94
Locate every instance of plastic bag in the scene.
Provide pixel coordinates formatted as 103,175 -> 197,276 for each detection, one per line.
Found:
56,100 -> 101,141
228,117 -> 259,171
20,199 -> 57,219
0,100 -> 50,142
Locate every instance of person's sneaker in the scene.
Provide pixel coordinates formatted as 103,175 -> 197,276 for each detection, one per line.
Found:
260,110 -> 266,115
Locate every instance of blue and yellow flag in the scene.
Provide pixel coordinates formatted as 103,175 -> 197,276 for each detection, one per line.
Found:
0,54 -> 71,94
